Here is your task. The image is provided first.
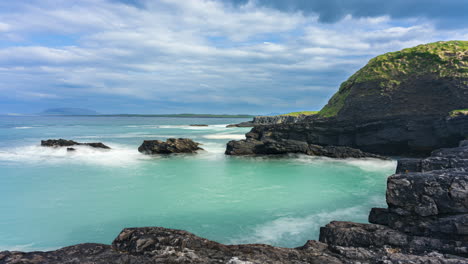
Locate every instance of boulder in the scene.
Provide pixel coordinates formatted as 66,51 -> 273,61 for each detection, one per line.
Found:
138,138 -> 203,154
41,139 -> 111,149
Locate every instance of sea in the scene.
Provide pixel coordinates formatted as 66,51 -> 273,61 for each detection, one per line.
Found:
0,115 -> 396,251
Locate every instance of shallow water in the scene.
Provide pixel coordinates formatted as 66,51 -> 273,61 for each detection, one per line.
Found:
0,116 -> 396,251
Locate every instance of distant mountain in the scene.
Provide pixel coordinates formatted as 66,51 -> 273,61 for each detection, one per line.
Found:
40,108 -> 99,116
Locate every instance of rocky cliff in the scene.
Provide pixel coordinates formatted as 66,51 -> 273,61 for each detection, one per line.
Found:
227,41 -> 468,156
227,114 -> 311,127
2,142 -> 467,263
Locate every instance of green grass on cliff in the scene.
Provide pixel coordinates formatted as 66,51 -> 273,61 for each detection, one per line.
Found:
281,111 -> 318,117
450,109 -> 468,117
319,41 -> 468,118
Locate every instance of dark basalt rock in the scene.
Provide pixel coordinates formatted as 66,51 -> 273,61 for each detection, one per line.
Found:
226,138 -> 388,159
189,124 -> 208,126
138,138 -> 203,154
226,115 -> 308,128
41,139 -> 111,149
66,147 -> 76,152
226,42 -> 468,157
226,121 -> 254,127
227,114 -> 468,157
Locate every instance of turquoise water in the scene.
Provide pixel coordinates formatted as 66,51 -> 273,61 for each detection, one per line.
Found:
0,116 -> 396,251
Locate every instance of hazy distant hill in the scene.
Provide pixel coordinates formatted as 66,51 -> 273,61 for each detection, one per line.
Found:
40,108 -> 99,116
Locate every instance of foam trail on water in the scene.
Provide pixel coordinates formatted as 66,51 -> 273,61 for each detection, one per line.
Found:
293,155 -> 396,173
13,127 -> 34,129
0,144 -> 150,167
75,133 -> 176,139
229,206 -> 368,246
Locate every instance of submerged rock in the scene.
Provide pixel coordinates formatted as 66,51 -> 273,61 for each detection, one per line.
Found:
138,138 -> 203,154
189,124 -> 208,126
41,139 -> 111,149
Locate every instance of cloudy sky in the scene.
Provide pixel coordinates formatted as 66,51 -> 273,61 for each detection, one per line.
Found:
1,0 -> 467,115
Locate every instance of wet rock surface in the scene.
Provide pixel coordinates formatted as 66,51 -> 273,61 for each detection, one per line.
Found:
41,139 -> 111,149
226,138 -> 388,159
227,114 -> 468,156
2,142 -> 468,263
138,138 -> 203,154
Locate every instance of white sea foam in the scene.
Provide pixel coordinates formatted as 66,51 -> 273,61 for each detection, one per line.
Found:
340,158 -> 397,172
158,124 -> 230,130
13,126 -> 34,129
229,206 -> 368,246
293,155 -> 396,173
202,134 -> 245,140
75,133 -> 175,139
0,144 -> 150,167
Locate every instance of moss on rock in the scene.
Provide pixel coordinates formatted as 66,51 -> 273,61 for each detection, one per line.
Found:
319,41 -> 468,118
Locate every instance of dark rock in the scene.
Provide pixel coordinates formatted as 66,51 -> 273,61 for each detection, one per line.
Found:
386,169 -> 468,217
460,140 -> 468,147
227,114 -> 468,157
67,147 -> 76,152
41,139 -> 79,147
0,227 -> 344,264
225,138 -> 388,159
189,124 -> 208,126
226,41 -> 468,157
41,139 -> 111,149
227,115 -> 310,128
319,221 -> 468,257
368,208 -> 390,225
396,158 -> 422,173
226,121 -> 254,127
138,138 -> 203,154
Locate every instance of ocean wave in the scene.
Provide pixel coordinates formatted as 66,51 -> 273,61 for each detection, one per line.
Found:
229,205 -> 369,246
13,126 -> 34,129
293,155 -> 396,173
0,144 -> 150,167
75,134 -> 176,139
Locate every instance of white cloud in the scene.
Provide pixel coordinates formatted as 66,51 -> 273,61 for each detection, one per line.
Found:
0,22 -> 10,32
0,0 -> 466,113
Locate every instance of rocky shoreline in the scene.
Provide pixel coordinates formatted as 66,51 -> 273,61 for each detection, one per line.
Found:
227,114 -> 468,157
227,115 -> 309,128
2,141 -> 467,263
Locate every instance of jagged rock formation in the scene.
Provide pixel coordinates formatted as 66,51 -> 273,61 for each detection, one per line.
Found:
227,114 -> 311,127
227,41 -> 468,156
226,138 -> 388,159
138,138 -> 203,154
3,142 -> 467,263
41,139 -> 110,149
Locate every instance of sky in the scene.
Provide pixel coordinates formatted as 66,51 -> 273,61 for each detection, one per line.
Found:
0,0 -> 467,115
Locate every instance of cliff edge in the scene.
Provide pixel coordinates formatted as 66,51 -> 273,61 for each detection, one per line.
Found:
226,41 -> 468,156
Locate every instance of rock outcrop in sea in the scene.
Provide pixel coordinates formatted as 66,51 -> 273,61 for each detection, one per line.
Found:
227,41 -> 468,156
227,114 -> 311,127
138,138 -> 203,154
41,139 -> 111,149
2,141 -> 467,263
